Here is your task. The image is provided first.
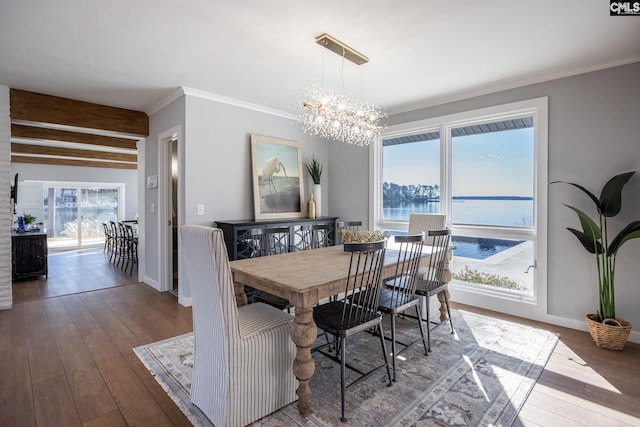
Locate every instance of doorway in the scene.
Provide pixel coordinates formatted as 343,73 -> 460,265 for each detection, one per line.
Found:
169,138 -> 179,296
158,126 -> 182,300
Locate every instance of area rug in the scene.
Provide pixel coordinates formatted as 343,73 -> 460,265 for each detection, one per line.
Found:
134,309 -> 558,426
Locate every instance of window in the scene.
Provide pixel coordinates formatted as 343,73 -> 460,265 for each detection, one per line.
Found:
373,98 -> 548,313
383,131 -> 440,222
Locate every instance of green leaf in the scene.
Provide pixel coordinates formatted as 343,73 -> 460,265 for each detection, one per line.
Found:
550,180 -> 600,209
599,171 -> 635,217
608,220 -> 640,256
564,204 -> 602,241
567,228 -> 602,254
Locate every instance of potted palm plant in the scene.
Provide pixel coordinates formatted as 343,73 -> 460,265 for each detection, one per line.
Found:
305,155 -> 324,216
553,171 -> 640,350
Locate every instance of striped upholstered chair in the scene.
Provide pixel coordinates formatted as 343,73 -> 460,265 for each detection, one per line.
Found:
180,225 -> 298,426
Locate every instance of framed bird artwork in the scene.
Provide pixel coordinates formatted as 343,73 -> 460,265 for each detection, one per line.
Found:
251,134 -> 305,220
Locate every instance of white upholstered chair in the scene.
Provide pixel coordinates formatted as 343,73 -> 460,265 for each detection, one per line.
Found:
180,225 -> 298,427
408,213 -> 446,244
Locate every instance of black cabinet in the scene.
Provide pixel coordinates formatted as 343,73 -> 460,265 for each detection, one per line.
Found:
214,217 -> 338,260
12,231 -> 48,280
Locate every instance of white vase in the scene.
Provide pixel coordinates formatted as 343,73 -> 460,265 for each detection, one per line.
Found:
313,184 -> 322,217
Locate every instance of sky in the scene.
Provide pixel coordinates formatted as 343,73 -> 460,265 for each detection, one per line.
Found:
383,127 -> 534,197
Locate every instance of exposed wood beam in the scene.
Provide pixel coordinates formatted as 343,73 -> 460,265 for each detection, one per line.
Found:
10,89 -> 149,136
11,156 -> 137,170
11,124 -> 138,150
11,143 -> 137,163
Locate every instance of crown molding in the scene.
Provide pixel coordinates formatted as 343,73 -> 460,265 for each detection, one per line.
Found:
147,87 -> 297,121
387,57 -> 640,116
145,88 -> 185,116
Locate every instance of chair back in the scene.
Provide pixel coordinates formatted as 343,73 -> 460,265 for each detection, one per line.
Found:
251,226 -> 290,256
117,222 -> 128,241
340,240 -> 386,328
337,220 -> 362,244
311,223 -> 332,249
123,223 -> 136,239
179,226 -> 241,411
423,229 -> 451,286
338,220 -> 362,230
109,220 -> 118,238
408,213 -> 446,245
386,233 -> 425,303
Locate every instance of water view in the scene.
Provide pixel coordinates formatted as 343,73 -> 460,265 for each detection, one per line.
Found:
384,197 -> 533,228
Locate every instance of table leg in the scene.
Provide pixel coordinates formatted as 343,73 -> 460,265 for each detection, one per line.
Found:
438,253 -> 453,321
290,305 -> 317,415
233,278 -> 248,307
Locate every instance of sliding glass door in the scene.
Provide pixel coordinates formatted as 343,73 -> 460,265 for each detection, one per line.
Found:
43,183 -> 122,250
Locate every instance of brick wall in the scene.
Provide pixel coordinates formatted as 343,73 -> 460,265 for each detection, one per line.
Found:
0,85 -> 12,309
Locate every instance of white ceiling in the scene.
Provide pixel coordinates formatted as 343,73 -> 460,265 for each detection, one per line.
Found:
1,0 -> 639,116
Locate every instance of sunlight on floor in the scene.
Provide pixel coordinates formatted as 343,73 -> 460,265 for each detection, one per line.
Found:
545,342 -> 622,394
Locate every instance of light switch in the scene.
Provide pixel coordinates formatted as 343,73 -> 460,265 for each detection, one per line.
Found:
150,203 -> 155,213
197,204 -> 205,216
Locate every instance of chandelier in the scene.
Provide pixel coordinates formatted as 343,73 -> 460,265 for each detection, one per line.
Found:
298,34 -> 385,147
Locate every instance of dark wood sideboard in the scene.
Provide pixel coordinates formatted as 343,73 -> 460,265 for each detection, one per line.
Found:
12,230 -> 48,280
214,217 -> 339,260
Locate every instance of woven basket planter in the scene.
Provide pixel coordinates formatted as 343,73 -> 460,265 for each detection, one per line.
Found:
585,314 -> 632,351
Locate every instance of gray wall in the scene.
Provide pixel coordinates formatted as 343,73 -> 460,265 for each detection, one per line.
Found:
327,141 -> 372,228
145,93 -> 331,298
387,62 -> 640,329
145,96 -> 185,287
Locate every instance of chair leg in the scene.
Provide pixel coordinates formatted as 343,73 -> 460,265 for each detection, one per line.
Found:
415,304 -> 429,355
378,323 -> 392,387
340,337 -> 347,423
391,314 -> 397,382
425,295 -> 431,352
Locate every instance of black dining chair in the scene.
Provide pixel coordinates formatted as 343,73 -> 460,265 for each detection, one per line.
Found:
376,233 -> 429,380
101,222 -> 114,254
413,229 -> 453,352
249,227 -> 292,311
313,239 -> 392,422
311,223 -> 332,249
123,223 -> 138,274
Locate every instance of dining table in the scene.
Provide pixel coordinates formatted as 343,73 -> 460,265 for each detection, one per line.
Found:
229,243 -> 452,416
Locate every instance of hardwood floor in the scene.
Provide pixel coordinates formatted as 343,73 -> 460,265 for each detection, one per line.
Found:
12,248 -> 138,304
2,250 -> 639,426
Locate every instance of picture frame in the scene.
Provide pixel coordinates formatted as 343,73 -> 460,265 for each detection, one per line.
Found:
251,134 -> 305,220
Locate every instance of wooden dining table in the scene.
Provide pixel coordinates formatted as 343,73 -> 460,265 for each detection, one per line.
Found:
229,243 -> 451,416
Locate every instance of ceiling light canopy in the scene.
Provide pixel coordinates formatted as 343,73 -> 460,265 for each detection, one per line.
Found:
298,34 -> 385,147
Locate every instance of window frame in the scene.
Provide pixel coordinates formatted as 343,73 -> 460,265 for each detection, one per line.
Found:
370,97 -> 548,318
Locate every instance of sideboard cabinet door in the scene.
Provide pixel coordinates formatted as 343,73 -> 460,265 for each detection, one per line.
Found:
214,217 -> 339,260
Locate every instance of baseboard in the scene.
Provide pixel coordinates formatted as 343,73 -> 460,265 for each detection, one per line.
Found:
627,329 -> 640,344
178,295 -> 192,308
142,276 -> 160,291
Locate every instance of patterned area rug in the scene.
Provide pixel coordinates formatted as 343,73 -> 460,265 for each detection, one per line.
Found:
134,309 -> 558,426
